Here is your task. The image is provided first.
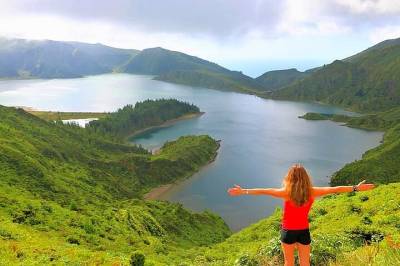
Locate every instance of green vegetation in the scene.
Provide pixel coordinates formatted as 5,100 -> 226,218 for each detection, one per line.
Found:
27,110 -> 108,121
273,37 -> 400,112
87,99 -> 200,138
0,104 -> 230,265
0,38 -> 138,79
120,47 -> 263,93
299,112 -> 348,121
255,68 -> 309,92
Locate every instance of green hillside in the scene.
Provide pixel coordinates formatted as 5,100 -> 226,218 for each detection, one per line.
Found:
0,104 -> 230,265
255,68 -> 309,91
121,47 -> 263,93
0,38 -> 138,79
273,37 -> 400,111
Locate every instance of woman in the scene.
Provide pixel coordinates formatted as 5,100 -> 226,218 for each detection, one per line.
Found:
227,164 -> 375,266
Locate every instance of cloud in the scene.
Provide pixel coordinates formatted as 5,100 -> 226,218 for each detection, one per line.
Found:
277,0 -> 351,36
1,0 -> 399,41
0,0 -> 286,39
334,0 -> 400,15
0,0 -> 399,74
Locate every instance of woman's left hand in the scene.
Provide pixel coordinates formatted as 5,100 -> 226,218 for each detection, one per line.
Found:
228,184 -> 244,196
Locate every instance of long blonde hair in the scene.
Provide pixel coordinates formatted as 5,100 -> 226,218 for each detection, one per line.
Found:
283,164 -> 313,206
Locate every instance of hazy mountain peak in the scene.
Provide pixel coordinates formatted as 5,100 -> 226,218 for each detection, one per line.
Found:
0,37 -> 139,78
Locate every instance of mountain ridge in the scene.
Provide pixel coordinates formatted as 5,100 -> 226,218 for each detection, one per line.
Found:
272,37 -> 400,111
122,46 -> 264,93
0,37 -> 138,79
255,68 -> 309,91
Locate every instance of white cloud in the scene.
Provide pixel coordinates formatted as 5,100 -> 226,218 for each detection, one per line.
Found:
335,0 -> 400,15
277,0 -> 351,36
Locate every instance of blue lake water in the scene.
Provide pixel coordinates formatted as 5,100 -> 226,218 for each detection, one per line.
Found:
0,73 -> 383,230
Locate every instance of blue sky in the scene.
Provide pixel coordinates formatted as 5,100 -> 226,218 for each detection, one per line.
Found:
1,0 -> 399,77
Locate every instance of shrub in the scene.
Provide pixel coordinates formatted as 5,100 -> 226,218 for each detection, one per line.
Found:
67,236 -> 80,245
311,234 -> 355,265
130,252 -> 145,266
0,228 -> 15,240
261,236 -> 282,258
235,253 -> 257,266
359,195 -> 369,202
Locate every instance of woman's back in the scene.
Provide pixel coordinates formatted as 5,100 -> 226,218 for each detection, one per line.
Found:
282,197 -> 314,230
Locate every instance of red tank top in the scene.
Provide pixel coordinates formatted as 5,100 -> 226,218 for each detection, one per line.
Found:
282,197 -> 314,230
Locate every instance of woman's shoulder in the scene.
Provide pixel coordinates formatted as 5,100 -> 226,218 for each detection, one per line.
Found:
280,189 -> 289,201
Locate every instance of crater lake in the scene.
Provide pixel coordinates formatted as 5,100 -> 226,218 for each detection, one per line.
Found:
0,73 -> 383,230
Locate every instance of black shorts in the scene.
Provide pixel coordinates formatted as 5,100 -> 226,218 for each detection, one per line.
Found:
280,228 -> 311,245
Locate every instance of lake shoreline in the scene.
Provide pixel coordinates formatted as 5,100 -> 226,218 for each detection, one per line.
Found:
144,139 -> 220,200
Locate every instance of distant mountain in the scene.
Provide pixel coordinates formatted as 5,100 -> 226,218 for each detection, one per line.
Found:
0,39 -> 263,93
273,37 -> 400,111
255,68 -> 309,91
121,47 -> 226,75
122,47 -> 264,93
0,38 -> 138,78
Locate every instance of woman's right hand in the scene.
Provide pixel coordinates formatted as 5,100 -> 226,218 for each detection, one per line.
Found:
228,184 -> 244,196
356,180 -> 375,191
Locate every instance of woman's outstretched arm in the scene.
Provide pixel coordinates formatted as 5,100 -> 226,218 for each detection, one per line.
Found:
312,180 -> 375,197
227,185 -> 286,198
